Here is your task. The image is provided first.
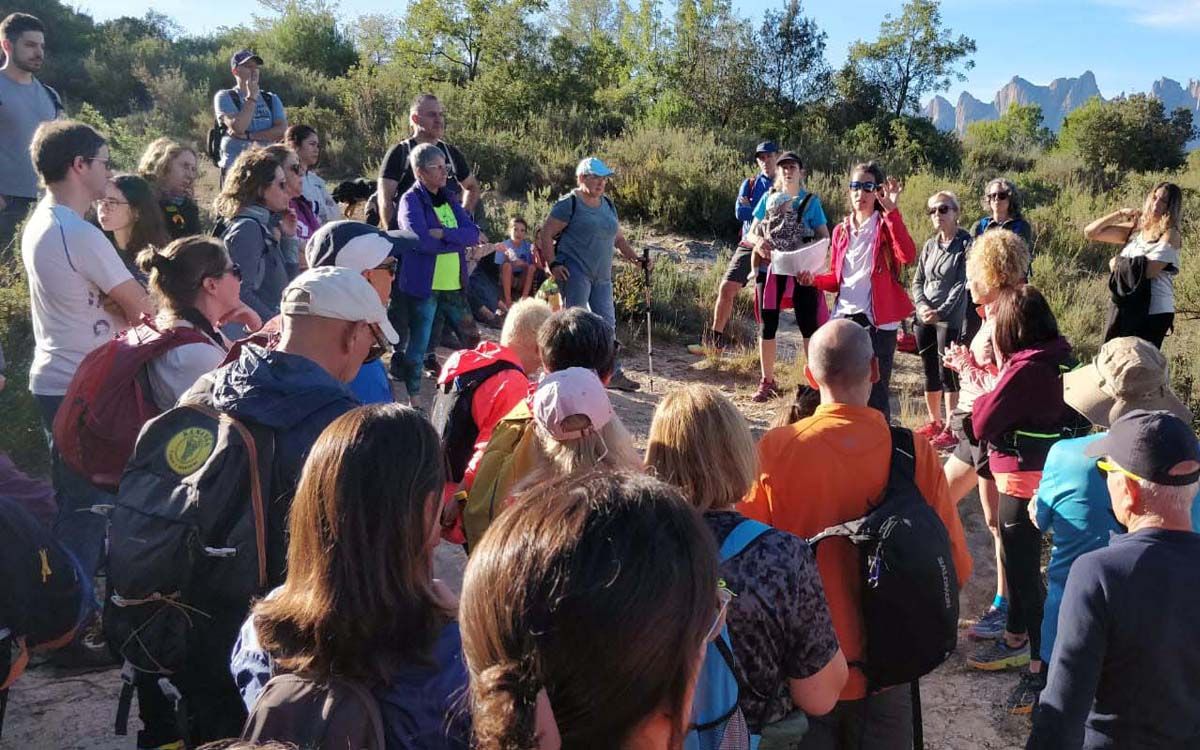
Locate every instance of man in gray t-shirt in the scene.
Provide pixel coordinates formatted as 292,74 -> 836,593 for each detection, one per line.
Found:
213,49 -> 286,177
0,13 -> 61,250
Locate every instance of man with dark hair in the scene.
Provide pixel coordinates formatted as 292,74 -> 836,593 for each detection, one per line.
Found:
0,12 -> 62,251
213,49 -> 286,181
536,305 -> 617,380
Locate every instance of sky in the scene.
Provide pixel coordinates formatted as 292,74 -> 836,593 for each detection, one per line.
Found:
71,0 -> 1200,105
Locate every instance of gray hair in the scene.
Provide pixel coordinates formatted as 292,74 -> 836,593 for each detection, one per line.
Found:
409,93 -> 438,118
1135,477 -> 1200,519
409,142 -> 446,173
983,177 -> 1023,218
807,319 -> 874,389
928,190 -> 960,213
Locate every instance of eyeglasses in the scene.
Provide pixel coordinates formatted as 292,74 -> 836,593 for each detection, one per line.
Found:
226,263 -> 243,281
849,180 -> 879,193
987,192 -> 1010,202
423,163 -> 449,172
373,257 -> 398,275
94,198 -> 129,208
1096,458 -> 1145,483
85,157 -> 116,170
287,163 -> 302,175
363,323 -> 389,363
927,204 -> 954,215
703,583 -> 735,644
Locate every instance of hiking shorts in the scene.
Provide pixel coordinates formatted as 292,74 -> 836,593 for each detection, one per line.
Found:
722,247 -> 754,286
949,411 -> 992,480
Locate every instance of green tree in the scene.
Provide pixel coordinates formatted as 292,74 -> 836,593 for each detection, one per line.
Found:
395,0 -> 545,85
848,0 -> 975,119
755,0 -> 829,114
1059,95 -> 1195,176
253,0 -> 357,78
966,103 -> 1054,151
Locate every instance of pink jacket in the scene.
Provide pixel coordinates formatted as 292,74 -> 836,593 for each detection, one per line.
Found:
814,209 -> 917,326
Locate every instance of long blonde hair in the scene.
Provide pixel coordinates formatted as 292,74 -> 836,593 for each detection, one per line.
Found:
514,416 -> 642,496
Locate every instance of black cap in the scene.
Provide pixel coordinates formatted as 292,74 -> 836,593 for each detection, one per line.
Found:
305,220 -> 417,271
775,150 -> 803,168
754,141 -> 779,155
230,49 -> 264,68
1085,409 -> 1200,486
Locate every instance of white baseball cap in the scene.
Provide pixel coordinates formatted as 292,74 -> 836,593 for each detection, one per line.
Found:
533,367 -> 615,440
280,266 -> 399,344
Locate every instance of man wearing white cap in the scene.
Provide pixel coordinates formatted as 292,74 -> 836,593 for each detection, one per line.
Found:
537,157 -> 648,392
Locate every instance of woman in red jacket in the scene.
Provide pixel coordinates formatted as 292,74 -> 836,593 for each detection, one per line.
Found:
968,284 -> 1073,715
800,162 -> 916,420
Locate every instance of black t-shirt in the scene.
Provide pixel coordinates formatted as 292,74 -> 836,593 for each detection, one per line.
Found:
161,197 -> 202,240
379,138 -> 471,227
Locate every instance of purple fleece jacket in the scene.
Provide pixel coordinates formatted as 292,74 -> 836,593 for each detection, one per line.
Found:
397,183 -> 479,299
972,336 -> 1074,475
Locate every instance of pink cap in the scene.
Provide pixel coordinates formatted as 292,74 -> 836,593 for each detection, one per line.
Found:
533,368 -> 615,441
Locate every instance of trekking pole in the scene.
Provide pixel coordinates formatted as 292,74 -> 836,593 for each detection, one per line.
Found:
642,246 -> 654,393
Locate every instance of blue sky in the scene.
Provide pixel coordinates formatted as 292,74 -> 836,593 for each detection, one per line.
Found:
72,0 -> 1199,103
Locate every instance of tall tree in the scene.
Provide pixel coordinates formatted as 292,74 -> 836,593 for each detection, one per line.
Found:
847,0 -> 975,119
755,0 -> 829,113
1059,95 -> 1195,175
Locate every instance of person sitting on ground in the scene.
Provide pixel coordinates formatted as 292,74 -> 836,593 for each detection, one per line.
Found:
966,284 -> 1075,715
232,405 -> 470,749
772,384 -> 822,429
538,157 -> 648,392
137,236 -> 260,410
690,140 -> 779,356
286,124 -> 339,224
214,49 -> 286,182
740,319 -> 971,749
394,142 -> 482,403
512,366 -> 642,497
911,190 -> 969,451
263,142 -> 318,273
802,162 -> 917,421
95,173 -> 170,285
1084,181 -> 1183,348
118,266 -> 391,746
137,137 -> 201,239
215,148 -> 296,337
646,384 -> 848,737
460,469 -> 723,750
1028,410 -> 1200,749
965,178 -> 1033,343
746,151 -> 831,403
467,216 -> 538,325
461,307 -> 617,550
941,228 -> 1031,642
1035,336 -> 1196,672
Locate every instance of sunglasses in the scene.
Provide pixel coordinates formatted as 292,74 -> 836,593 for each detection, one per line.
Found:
849,181 -> 879,193
373,256 -> 398,275
987,192 -> 1010,202
363,323 -> 390,364
927,204 -> 954,215
703,583 -> 735,644
1096,457 -> 1144,483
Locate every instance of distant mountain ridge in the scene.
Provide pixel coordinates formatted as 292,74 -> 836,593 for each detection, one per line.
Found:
922,72 -> 1200,139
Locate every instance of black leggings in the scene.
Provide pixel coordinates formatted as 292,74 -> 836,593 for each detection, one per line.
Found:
915,322 -> 959,393
1105,311 -> 1174,349
757,275 -> 820,340
998,492 -> 1045,662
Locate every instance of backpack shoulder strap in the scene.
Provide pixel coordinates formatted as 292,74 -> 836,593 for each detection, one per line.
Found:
795,192 -> 815,218
885,427 -> 918,493
719,519 -> 771,563
40,81 -> 63,117
341,679 -> 386,750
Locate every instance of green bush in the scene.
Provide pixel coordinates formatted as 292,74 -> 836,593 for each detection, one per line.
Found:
0,256 -> 48,475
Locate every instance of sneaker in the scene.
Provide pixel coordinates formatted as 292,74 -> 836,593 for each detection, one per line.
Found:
1005,671 -> 1047,715
424,353 -> 441,379
688,330 -> 727,357
914,420 -> 944,438
966,637 -> 1030,671
751,379 -> 782,403
46,629 -> 119,674
968,603 -> 1009,640
606,371 -> 642,392
931,428 -> 959,452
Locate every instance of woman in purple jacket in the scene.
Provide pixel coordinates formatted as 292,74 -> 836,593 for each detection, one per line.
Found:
395,142 -> 480,401
968,284 -> 1074,715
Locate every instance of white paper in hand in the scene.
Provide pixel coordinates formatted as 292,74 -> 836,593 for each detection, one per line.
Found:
770,238 -> 829,276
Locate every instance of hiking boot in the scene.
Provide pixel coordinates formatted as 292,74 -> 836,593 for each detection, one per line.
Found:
931,428 -> 959,452
966,637 -> 1030,671
606,371 -> 641,392
46,628 -> 119,674
688,330 -> 728,357
751,379 -> 782,403
1005,671 -> 1047,716
968,603 -> 1009,640
915,419 -> 944,438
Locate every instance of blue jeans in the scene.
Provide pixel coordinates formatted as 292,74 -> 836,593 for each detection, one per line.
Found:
400,293 -> 440,397
35,394 -> 112,584
561,265 -> 621,373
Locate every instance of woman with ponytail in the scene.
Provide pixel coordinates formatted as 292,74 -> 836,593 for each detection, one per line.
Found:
136,236 -> 260,409
461,470 -> 720,750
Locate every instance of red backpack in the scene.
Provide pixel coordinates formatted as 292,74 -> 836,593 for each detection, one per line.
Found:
52,318 -> 212,492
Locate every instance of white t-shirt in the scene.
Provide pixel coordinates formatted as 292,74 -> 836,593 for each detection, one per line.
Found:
833,212 -> 899,331
22,198 -> 134,395
147,317 -> 228,411
1120,233 -> 1180,315
301,172 -> 339,224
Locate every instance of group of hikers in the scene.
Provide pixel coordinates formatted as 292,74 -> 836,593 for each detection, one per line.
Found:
2,9 -> 1200,750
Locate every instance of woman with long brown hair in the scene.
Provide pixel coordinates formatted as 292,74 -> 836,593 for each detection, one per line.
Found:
95,173 -> 170,284
460,470 -> 720,750
231,404 -> 470,749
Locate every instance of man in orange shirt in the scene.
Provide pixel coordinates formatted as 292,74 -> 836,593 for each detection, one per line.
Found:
740,319 -> 972,749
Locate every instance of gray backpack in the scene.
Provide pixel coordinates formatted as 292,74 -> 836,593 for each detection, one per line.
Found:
242,672 -> 386,750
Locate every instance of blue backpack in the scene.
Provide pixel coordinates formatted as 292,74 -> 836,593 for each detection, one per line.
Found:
685,519 -> 771,750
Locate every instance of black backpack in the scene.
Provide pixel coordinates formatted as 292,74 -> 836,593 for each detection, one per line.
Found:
430,359 -> 522,484
808,428 -> 959,689
206,90 -> 277,167
104,394 -> 275,739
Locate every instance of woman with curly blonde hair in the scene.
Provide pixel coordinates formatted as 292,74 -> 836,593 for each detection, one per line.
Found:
941,228 -> 1031,641
137,137 -> 202,239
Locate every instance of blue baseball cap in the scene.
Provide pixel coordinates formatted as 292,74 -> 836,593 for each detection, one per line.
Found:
576,157 -> 614,177
230,49 -> 264,68
755,141 -> 780,155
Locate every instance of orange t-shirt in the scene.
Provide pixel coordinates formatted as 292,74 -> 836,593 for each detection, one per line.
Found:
739,403 -> 973,701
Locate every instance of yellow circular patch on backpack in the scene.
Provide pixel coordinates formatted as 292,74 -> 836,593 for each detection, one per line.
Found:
164,427 -> 216,476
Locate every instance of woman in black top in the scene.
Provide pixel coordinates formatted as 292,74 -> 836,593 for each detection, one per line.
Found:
964,178 -> 1033,344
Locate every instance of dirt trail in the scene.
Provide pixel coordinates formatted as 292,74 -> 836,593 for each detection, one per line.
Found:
3,275 -> 1028,750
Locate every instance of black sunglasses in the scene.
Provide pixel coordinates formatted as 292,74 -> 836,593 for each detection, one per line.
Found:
928,204 -> 954,215
987,192 -> 1010,201
373,257 -> 399,275
363,323 -> 389,363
